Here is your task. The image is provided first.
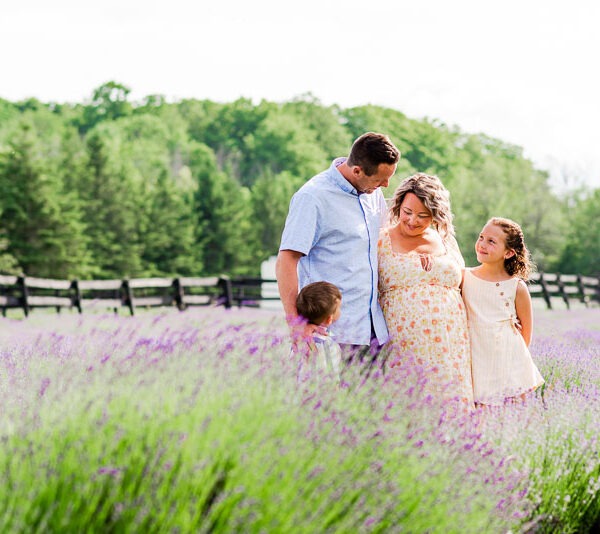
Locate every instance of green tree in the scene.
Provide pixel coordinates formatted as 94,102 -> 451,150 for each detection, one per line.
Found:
554,188 -> 600,275
189,142 -> 257,275
140,168 -> 200,275
0,224 -> 20,274
0,90 -> 585,280
177,99 -> 223,147
77,81 -> 133,133
282,94 -> 352,159
250,170 -> 304,262
201,98 -> 271,186
0,98 -> 19,141
0,121 -> 91,278
243,106 -> 329,185
81,123 -> 144,277
448,135 -> 565,269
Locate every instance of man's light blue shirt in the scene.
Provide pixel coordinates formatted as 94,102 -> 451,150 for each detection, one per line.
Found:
279,158 -> 389,345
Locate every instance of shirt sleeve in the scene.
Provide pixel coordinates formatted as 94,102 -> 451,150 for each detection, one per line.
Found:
279,190 -> 320,255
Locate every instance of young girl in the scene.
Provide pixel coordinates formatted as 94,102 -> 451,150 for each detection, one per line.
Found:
461,217 -> 544,406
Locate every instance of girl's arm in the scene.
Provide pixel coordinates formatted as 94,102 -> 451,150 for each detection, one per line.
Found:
515,279 -> 533,346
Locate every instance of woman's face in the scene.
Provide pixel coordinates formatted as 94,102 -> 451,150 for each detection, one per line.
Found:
398,192 -> 433,236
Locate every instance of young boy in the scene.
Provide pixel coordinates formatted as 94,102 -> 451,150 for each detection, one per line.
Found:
295,281 -> 342,381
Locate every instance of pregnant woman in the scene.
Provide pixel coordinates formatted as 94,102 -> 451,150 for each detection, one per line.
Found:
378,173 -> 473,407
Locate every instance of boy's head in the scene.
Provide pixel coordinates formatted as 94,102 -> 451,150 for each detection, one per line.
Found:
296,281 -> 342,326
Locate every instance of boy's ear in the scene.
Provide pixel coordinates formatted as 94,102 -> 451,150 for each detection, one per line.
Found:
323,315 -> 334,326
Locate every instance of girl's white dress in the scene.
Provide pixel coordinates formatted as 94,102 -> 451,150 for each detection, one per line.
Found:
462,269 -> 544,405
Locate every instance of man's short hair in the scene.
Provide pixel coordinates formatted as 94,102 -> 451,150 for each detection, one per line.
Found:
346,132 -> 400,176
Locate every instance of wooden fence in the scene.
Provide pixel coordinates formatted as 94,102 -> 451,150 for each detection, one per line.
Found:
0,274 -> 280,317
1,272 -> 599,317
528,272 -> 600,310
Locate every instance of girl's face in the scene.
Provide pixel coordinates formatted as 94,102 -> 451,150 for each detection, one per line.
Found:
475,223 -> 514,264
399,192 -> 433,236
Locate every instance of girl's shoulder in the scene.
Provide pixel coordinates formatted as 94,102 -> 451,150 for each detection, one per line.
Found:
515,277 -> 530,293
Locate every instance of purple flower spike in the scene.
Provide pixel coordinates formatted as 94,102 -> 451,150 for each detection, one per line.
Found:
39,378 -> 51,397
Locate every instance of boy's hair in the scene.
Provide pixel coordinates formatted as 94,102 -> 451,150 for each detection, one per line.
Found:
346,132 -> 400,176
296,281 -> 342,325
488,217 -> 534,280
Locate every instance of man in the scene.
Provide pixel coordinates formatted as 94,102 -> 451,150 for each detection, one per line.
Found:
276,132 -> 400,360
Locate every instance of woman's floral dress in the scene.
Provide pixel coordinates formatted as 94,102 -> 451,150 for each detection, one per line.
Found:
378,227 -> 473,406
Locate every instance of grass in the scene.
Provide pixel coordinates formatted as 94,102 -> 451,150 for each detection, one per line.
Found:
0,307 -> 598,532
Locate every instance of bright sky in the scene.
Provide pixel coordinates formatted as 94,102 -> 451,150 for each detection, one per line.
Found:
2,0 -> 599,189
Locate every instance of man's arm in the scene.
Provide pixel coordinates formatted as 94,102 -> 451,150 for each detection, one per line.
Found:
275,249 -> 304,320
275,249 -> 319,353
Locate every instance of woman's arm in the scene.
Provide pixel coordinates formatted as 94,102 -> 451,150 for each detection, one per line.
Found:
515,279 -> 533,346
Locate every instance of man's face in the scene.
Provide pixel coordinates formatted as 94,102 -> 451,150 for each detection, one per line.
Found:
351,162 -> 397,194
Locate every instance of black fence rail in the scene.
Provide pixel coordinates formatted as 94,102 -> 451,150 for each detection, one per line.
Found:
528,272 -> 600,309
0,275 -> 281,317
1,272 -> 599,317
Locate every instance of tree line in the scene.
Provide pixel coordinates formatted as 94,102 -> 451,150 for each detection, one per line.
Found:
0,81 -> 598,279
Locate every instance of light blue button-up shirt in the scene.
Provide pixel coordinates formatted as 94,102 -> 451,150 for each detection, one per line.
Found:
279,158 -> 389,345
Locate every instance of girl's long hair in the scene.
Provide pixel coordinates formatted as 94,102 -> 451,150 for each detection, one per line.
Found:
488,217 -> 534,280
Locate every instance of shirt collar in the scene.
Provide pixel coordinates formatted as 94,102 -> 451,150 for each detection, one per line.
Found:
330,157 -> 359,196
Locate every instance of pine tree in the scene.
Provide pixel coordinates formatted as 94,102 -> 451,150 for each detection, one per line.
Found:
189,142 -> 257,275
81,124 -> 144,277
140,169 -> 200,276
0,120 -> 91,278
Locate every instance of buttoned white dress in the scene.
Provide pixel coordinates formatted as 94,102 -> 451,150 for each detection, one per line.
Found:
462,269 -> 544,405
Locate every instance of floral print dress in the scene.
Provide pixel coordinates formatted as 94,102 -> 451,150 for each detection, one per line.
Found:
378,228 -> 473,406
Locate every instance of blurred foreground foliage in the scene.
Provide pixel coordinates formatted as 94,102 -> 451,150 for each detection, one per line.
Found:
0,308 -> 598,532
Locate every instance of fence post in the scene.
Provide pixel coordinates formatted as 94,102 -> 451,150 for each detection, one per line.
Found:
17,276 -> 29,317
218,276 -> 233,309
122,279 -> 134,315
575,274 -> 587,307
173,278 -> 185,311
594,274 -> 600,305
556,273 -> 570,310
537,272 -> 552,310
71,280 -> 83,313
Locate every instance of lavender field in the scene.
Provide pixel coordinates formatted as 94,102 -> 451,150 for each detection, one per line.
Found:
0,307 -> 598,532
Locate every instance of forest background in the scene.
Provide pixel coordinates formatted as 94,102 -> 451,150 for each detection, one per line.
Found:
0,81 -> 598,281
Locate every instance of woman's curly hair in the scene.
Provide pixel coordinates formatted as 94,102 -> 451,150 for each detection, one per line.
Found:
389,173 -> 455,238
